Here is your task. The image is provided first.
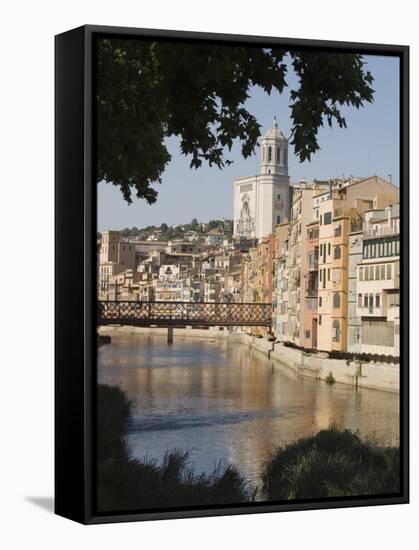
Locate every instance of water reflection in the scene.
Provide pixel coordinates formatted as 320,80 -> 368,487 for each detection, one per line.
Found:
98,335 -> 399,487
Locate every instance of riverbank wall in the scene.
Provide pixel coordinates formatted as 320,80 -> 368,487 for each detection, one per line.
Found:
98,325 -> 231,342
270,342 -> 399,393
98,326 -> 399,393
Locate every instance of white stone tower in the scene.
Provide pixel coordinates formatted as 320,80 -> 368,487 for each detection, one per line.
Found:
233,117 -> 291,240
260,116 -> 289,177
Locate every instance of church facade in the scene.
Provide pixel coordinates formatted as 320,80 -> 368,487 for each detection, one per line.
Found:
233,118 -> 291,240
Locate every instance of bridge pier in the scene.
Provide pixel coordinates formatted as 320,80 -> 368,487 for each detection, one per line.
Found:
167,325 -> 174,345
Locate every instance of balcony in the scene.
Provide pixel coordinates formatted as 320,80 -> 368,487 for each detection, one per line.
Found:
350,222 -> 363,233
306,298 -> 318,311
308,254 -> 319,270
306,286 -> 318,298
364,226 -> 399,239
387,304 -> 400,321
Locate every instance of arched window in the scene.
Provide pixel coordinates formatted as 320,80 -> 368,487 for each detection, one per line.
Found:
276,147 -> 280,163
333,292 -> 341,309
334,245 -> 341,259
333,320 -> 340,341
268,146 -> 272,162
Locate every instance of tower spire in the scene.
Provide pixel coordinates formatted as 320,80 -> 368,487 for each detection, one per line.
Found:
273,116 -> 278,129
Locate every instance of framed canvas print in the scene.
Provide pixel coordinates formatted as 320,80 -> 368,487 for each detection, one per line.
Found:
55,25 -> 409,524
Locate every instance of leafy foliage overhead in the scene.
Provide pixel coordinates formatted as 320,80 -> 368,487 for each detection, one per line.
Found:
97,39 -> 374,204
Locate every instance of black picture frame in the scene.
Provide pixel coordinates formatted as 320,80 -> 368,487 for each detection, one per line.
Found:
55,24 -> 409,525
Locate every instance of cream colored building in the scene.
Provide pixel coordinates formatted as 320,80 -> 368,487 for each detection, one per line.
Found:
99,230 -> 137,299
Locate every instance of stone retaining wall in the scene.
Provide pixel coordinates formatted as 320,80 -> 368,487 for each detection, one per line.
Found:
270,343 -> 399,393
98,325 -> 230,341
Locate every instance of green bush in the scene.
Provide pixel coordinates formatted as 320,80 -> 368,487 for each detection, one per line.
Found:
97,450 -> 255,512
325,372 -> 336,385
97,384 -> 133,462
261,428 -> 400,500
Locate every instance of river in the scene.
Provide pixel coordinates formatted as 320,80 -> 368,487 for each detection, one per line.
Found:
97,334 -> 400,488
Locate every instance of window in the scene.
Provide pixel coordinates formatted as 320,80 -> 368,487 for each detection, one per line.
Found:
268,146 -> 272,162
319,269 -> 322,281
328,268 -> 331,281
319,296 -> 323,307
328,242 -> 331,255
319,315 -> 322,325
375,265 -> 380,280
358,293 -> 362,307
359,267 -> 364,281
379,242 -> 384,256
333,292 -> 341,309
305,330 -> 311,339
334,245 -> 341,259
277,215 -> 281,224
375,294 -> 380,308
276,147 -> 280,163
369,294 -> 374,309
381,265 -> 385,279
320,243 -> 322,255
320,215 -> 323,225
324,212 -> 332,225
364,295 -> 368,308
387,264 -> 392,279
389,293 -> 400,307
369,266 -> 374,280
277,194 -> 281,200
332,320 -> 340,342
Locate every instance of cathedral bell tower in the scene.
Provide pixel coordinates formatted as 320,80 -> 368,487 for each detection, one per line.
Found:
233,116 -> 291,241
260,116 -> 288,177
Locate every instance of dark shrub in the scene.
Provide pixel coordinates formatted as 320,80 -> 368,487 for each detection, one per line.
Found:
97,384 -> 133,462
262,427 -> 399,500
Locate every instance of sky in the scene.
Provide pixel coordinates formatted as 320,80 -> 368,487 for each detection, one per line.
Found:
97,54 -> 400,231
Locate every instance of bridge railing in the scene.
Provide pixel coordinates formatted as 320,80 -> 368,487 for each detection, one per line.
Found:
98,300 -> 272,326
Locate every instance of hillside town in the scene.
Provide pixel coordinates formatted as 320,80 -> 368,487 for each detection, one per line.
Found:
98,119 -> 400,358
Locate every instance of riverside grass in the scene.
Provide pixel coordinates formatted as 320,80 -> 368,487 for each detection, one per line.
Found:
97,384 -> 400,511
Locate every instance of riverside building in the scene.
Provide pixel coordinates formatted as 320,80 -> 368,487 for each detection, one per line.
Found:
356,204 -> 400,357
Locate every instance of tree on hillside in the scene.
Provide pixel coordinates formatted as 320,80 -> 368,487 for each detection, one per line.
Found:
207,219 -> 223,231
97,39 -> 374,204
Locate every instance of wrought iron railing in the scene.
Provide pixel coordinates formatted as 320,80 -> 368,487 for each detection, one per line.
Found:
98,300 -> 272,327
